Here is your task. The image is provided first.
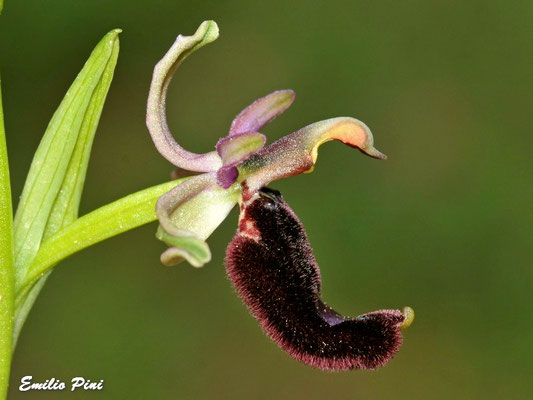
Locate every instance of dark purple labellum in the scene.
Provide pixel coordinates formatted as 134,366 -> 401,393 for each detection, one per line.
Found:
225,188 -> 407,370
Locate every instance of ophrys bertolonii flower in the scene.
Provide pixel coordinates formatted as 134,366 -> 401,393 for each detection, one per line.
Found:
146,21 -> 414,370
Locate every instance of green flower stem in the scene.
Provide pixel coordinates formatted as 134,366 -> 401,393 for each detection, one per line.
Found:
13,178 -> 186,343
0,77 -> 14,398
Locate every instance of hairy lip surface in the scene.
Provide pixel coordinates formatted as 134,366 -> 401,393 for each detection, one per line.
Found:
225,188 -> 407,370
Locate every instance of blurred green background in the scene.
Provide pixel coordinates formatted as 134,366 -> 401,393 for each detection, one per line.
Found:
1,0 -> 531,398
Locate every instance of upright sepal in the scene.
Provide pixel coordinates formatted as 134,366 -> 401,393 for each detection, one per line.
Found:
146,21 -> 223,172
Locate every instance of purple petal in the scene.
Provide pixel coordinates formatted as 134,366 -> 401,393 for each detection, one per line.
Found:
229,90 -> 295,136
216,166 -> 239,189
215,132 -> 266,188
146,21 -> 223,172
225,188 -> 412,370
216,132 -> 266,165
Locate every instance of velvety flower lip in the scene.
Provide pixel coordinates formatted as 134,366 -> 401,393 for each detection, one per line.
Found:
226,188 -> 413,370
146,20 -> 413,370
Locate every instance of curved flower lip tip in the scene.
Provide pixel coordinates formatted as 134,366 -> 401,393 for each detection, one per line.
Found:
400,306 -> 415,330
155,174 -> 241,267
239,117 -> 387,192
229,90 -> 296,136
146,20 -> 223,173
226,188 -> 409,370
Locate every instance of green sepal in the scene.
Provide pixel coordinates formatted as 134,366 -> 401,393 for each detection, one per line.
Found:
156,227 -> 211,268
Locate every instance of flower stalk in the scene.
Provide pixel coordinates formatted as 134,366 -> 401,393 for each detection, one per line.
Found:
15,180 -> 182,310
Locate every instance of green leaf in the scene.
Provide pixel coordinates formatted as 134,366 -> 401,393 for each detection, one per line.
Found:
11,30 -> 120,346
45,32 -> 120,238
15,180 -> 182,306
13,29 -> 121,290
0,75 -> 14,399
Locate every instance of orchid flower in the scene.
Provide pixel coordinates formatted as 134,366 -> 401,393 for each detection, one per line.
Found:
146,20 -> 414,370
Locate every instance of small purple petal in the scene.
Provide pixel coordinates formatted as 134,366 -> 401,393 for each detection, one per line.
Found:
229,90 -> 295,136
216,132 -> 266,165
215,132 -> 266,188
226,188 -> 412,370
216,166 -> 239,189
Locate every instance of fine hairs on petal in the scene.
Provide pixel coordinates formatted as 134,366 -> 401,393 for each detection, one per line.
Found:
226,188 -> 412,370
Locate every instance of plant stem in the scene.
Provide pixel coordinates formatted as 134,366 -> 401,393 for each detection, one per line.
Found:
13,179 -> 185,344
0,77 -> 14,398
